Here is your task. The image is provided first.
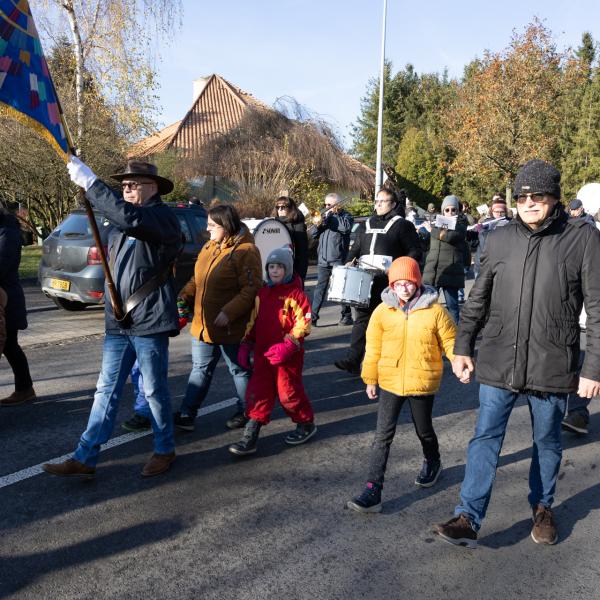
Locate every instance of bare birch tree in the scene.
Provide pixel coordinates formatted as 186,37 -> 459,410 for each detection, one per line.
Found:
34,0 -> 182,150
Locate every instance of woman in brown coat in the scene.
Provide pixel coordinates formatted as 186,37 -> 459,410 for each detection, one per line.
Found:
174,204 -> 263,432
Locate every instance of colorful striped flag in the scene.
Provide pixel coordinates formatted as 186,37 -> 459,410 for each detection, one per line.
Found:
0,0 -> 70,160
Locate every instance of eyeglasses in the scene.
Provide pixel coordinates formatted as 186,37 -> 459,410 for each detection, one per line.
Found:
516,192 -> 547,204
393,280 -> 417,289
374,199 -> 392,205
121,181 -> 152,191
276,205 -> 289,210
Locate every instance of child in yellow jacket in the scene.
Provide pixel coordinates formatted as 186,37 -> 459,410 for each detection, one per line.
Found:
347,256 -> 456,513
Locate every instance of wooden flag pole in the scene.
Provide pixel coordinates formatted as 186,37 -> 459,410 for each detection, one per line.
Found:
52,95 -> 125,321
77,187 -> 125,321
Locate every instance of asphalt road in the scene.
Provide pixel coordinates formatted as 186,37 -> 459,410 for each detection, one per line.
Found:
0,278 -> 598,600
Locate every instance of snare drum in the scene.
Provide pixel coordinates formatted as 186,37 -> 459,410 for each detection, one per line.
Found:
327,266 -> 373,308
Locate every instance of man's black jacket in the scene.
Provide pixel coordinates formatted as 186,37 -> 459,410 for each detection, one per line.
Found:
455,206 -> 600,393
86,179 -> 182,336
347,210 -> 422,265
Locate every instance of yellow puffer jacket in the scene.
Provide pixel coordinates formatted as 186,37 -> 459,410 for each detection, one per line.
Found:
361,286 -> 457,396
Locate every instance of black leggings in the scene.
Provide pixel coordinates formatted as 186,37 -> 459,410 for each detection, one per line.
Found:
3,329 -> 32,391
367,389 -> 439,486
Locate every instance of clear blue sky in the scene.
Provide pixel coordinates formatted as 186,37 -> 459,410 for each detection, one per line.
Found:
156,0 -> 600,149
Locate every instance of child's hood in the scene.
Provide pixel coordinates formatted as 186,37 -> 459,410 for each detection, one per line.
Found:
380,284 -> 439,312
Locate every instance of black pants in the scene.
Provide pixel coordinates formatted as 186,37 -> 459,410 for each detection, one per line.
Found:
367,389 -> 439,486
3,329 -> 32,391
344,275 -> 387,366
311,264 -> 351,320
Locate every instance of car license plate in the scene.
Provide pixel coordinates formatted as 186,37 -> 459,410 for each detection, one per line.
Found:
50,278 -> 71,291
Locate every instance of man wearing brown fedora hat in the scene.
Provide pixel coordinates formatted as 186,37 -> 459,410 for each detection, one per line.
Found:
43,156 -> 182,479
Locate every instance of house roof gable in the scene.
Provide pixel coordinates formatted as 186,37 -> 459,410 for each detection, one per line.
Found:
131,74 -> 267,158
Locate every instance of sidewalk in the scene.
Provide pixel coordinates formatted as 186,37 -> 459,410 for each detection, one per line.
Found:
20,307 -> 104,348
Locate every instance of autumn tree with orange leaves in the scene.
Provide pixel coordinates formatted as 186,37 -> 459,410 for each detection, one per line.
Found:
445,20 -> 586,200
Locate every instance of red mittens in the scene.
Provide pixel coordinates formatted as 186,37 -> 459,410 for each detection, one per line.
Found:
264,337 -> 298,366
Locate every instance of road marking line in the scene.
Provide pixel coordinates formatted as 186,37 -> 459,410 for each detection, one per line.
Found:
0,397 -> 239,490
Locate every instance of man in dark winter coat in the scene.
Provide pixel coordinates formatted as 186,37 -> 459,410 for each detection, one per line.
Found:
334,188 -> 422,374
44,158 -> 182,480
435,159 -> 600,549
0,208 -> 35,406
422,194 -> 467,323
568,198 -> 595,225
310,193 -> 354,326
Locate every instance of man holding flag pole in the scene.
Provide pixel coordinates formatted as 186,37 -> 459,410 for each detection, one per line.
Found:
1,1 -> 182,478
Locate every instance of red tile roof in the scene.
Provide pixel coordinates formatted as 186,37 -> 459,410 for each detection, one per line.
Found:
131,74 -> 268,158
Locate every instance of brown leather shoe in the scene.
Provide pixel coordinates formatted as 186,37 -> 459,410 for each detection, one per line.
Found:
0,387 -> 36,407
531,505 -> 558,545
42,459 -> 96,479
141,451 -> 176,477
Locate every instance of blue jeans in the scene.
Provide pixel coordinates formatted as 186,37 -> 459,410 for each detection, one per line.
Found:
131,360 -> 153,419
73,333 -> 174,467
455,384 -> 567,531
179,338 -> 248,417
438,287 -> 460,324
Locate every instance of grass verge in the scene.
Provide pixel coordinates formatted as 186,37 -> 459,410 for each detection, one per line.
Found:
20,245 -> 42,280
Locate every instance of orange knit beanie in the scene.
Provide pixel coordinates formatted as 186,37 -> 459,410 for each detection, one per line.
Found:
388,256 -> 422,287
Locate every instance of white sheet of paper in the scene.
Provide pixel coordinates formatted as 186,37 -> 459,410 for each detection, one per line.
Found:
298,202 -> 310,217
476,203 -> 488,215
435,215 -> 457,230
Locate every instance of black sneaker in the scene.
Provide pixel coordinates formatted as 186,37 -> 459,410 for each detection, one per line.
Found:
561,411 -> 589,435
334,358 -> 361,375
173,411 -> 195,432
339,315 -> 353,326
434,514 -> 478,549
226,410 -> 249,429
311,318 -> 319,327
415,459 -> 442,488
229,419 -> 261,456
347,482 -> 382,513
284,422 -> 317,445
122,414 -> 152,432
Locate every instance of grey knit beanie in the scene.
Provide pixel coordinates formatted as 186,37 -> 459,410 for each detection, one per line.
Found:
266,246 -> 294,283
441,195 -> 460,211
513,159 -> 561,199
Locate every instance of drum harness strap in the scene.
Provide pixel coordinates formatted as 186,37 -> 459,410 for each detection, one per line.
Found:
361,215 -> 401,272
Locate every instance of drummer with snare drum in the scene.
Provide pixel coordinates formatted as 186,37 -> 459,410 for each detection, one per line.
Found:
310,193 -> 354,327
334,188 -> 422,375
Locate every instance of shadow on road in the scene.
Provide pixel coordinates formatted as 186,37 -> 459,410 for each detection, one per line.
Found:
0,518 -> 184,598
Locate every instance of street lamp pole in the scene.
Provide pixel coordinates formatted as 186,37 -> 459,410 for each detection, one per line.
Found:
375,0 -> 388,196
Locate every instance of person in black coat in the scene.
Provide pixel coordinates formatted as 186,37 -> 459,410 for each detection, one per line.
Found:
435,159 -> 600,549
271,196 -> 309,282
334,188 -> 422,374
309,193 -> 354,325
422,194 -> 468,323
0,208 -> 35,406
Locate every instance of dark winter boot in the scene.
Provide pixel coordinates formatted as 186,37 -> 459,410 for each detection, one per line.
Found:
228,419 -> 261,456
